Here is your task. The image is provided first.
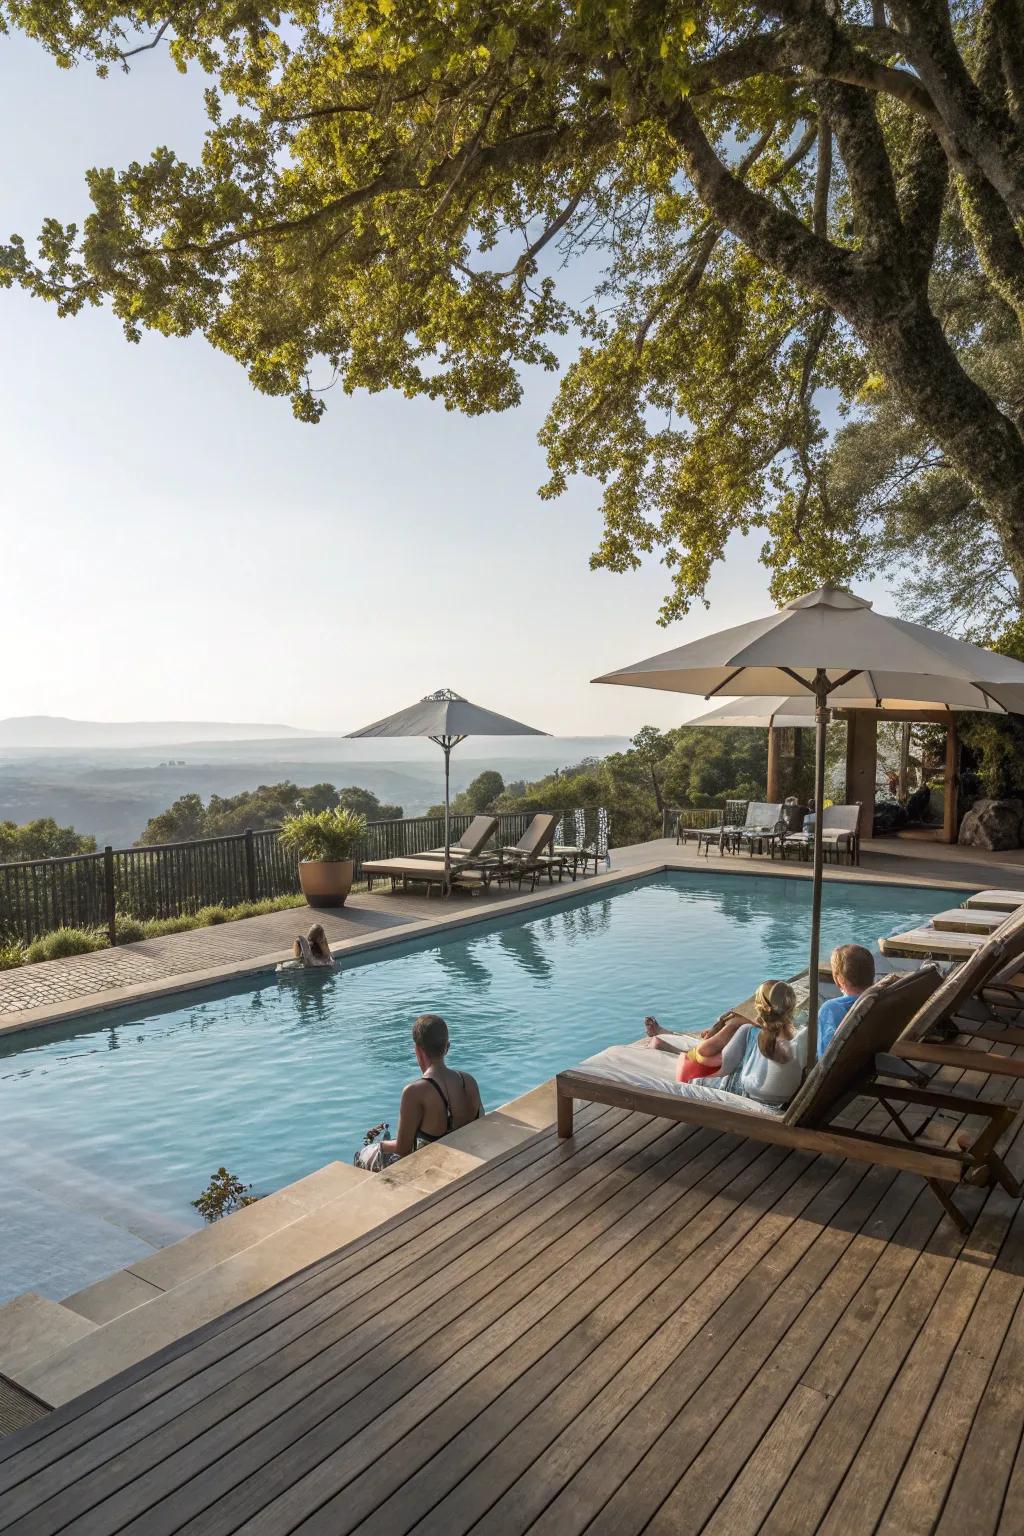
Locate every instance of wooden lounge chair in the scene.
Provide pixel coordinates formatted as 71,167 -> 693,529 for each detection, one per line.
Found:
965,889 -> 1024,911
930,907 -> 1007,934
556,966 -> 1022,1232
489,813 -> 562,891
888,907 -> 1024,1040
358,857 -> 487,896
879,926 -> 988,961
407,814 -> 497,861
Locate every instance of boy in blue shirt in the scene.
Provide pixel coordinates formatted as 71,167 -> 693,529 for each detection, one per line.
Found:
818,944 -> 876,1055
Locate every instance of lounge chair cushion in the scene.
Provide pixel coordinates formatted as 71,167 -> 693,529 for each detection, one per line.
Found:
784,966 -> 942,1127
570,1035 -> 785,1118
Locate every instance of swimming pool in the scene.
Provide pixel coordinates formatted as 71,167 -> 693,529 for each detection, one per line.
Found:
0,871 -> 953,1301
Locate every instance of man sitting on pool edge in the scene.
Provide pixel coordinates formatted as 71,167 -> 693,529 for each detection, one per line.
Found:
355,1013 -> 483,1172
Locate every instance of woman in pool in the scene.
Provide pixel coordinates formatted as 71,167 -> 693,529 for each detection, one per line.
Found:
279,923 -> 334,970
356,1013 -> 483,1170
645,980 -> 803,1108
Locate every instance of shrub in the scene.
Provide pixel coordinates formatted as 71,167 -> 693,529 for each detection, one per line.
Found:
191,1168 -> 259,1223
278,807 -> 366,863
0,935 -> 26,970
114,916 -> 147,944
26,927 -> 108,963
195,905 -> 229,925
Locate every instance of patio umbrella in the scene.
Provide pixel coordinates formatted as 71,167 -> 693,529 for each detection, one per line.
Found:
688,690 -> 1007,729
595,586 -> 1024,1064
347,689 -> 549,891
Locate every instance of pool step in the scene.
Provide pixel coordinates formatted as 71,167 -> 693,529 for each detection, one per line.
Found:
0,1292 -> 97,1390
5,1092 -> 553,1412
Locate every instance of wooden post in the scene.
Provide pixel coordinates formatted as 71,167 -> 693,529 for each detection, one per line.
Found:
844,710 -> 878,841
766,727 -> 782,802
243,829 -> 257,901
898,722 -> 912,803
104,846 -> 117,946
944,718 -> 960,844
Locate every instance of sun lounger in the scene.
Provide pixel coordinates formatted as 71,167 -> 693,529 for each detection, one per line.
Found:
966,889 -> 1024,911
407,815 -> 497,861
930,907 -> 1007,934
878,927 -> 988,960
488,813 -> 561,890
873,908 -> 1024,1041
359,857 -> 487,895
556,965 -> 1021,1231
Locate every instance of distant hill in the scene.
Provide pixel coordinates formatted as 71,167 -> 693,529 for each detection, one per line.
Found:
0,717 -> 319,749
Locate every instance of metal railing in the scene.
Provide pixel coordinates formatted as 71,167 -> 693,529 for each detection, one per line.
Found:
0,808 -> 607,945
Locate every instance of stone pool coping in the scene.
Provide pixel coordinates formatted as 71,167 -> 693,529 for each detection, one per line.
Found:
0,848 -> 993,1041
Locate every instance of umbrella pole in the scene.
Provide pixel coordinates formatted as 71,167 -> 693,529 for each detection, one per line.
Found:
806,674 -> 829,1069
443,739 -> 452,898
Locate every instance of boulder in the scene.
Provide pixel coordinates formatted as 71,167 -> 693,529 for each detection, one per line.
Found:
873,799 -> 908,835
957,798 -> 1024,851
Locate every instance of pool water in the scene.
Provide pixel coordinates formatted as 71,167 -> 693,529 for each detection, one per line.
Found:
0,872 -> 952,1301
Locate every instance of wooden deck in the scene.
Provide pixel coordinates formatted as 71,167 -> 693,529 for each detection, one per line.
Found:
2,1043 -> 1024,1535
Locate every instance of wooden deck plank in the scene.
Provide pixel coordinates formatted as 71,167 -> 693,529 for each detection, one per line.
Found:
1,1034 -> 1022,1536
738,1047 -> 1024,1535
177,1137 -> 805,1536
42,1114 -> 699,1536
661,1049 -> 1024,1536
0,1107 -> 614,1486
1,1107 -> 651,1532
315,1134 -> 787,1536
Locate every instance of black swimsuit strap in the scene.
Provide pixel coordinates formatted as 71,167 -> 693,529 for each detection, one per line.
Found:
424,1073 -> 454,1132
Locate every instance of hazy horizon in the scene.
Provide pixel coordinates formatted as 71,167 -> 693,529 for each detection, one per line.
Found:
2,31 -> 897,737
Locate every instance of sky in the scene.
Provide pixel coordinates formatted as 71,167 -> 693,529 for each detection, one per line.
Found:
0,29 -> 894,738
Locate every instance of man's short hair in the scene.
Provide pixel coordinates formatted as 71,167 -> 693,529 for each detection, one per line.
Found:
831,943 -> 875,991
412,1013 -> 449,1058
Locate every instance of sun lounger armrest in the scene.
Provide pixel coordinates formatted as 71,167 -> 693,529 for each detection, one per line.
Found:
874,1052 -> 928,1086
892,1040 -> 1024,1078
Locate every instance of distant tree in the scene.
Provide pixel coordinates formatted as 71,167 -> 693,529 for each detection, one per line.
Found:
0,817 -> 96,861
432,770 -> 506,817
137,781 -> 401,843
336,786 -> 403,821
629,727 -> 671,814
137,793 -> 209,845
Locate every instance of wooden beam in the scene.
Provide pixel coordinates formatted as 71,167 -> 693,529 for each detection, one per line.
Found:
944,716 -> 960,844
767,726 -> 782,802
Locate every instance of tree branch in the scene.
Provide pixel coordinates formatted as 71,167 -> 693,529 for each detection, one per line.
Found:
667,100 -> 865,318
118,19 -> 170,67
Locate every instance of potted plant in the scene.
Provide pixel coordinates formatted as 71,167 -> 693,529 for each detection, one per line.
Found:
278,807 -> 367,908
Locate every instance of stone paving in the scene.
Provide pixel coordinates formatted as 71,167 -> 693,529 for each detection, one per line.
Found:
3,835 -> 1024,1030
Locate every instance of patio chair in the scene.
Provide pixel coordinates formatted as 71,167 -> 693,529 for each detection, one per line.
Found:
779,803 -> 862,865
881,906 -> 1024,1040
698,802 -> 782,858
556,965 -> 1021,1232
489,813 -> 562,891
407,814 -> 497,861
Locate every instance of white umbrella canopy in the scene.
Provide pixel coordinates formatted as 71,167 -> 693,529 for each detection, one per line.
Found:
596,588 -> 1024,711
595,586 -> 1024,1065
347,688 -> 549,889
689,690 -> 1007,729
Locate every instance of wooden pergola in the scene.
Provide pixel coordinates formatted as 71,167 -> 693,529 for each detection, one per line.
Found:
766,709 -> 960,844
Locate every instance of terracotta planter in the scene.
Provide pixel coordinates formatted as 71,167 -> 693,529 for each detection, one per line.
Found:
298,858 -> 355,908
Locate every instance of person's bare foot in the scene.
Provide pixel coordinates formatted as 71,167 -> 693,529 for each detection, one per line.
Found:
644,1016 -> 662,1038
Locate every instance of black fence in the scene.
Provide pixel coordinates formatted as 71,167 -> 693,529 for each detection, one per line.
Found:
0,809 -> 607,945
